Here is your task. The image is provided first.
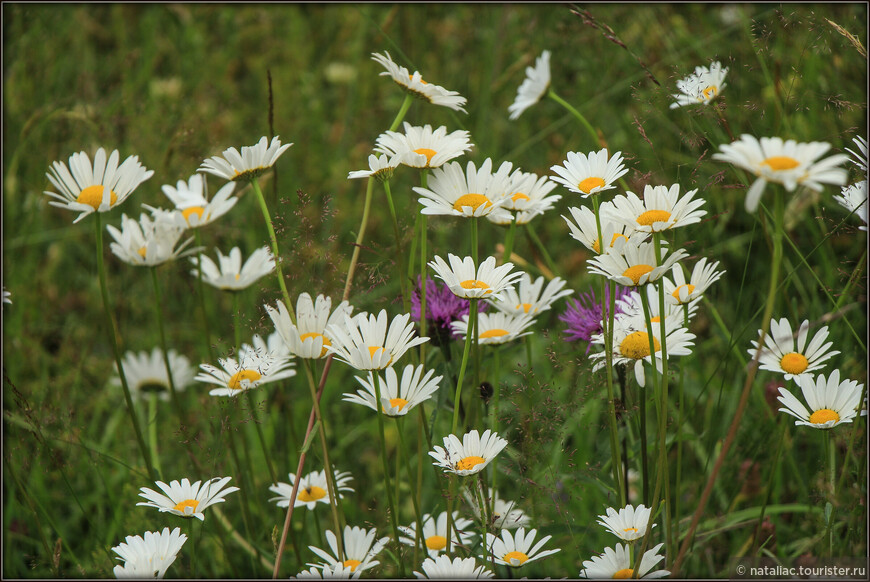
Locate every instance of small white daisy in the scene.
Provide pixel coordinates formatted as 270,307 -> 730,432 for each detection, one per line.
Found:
414,555 -> 494,579
451,311 -> 536,346
429,429 -> 508,476
669,61 -> 729,109
833,180 -> 868,231
428,254 -> 523,301
343,364 -> 443,416
399,511 -> 475,558
845,135 -> 868,175
105,211 -> 195,267
749,318 -> 839,381
372,51 -> 467,113
508,50 -> 551,120
293,563 -> 361,579
375,122 -> 473,169
482,527 -> 561,568
777,369 -> 864,430
488,273 -> 573,316
609,184 -> 707,233
268,468 -> 354,510
111,527 -> 187,579
487,169 -> 561,226
44,147 -> 154,223
587,238 -> 689,288
550,149 -> 629,197
307,525 -> 389,574
347,154 -> 404,182
137,477 -> 239,521
195,349 -> 296,397
464,489 -> 531,530
597,503 -> 654,542
190,246 -> 275,291
198,136 -> 292,182
265,294 -> 354,360
414,159 -> 514,220
111,347 -> 196,402
155,173 -> 238,228
563,201 -> 648,255
325,310 -> 428,371
713,135 -> 849,212
579,542 -> 670,578
663,258 -> 724,305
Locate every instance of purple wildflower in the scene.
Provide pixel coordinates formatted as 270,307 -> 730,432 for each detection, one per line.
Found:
559,283 -> 631,354
411,276 -> 487,344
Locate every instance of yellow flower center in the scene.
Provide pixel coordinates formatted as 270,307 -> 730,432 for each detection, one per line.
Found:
137,246 -> 148,258
623,527 -> 638,533
780,352 -> 809,375
387,397 -> 409,412
459,279 -> 492,294
511,192 -> 530,202
234,273 -> 241,281
76,185 -> 118,209
480,328 -> 509,339
620,331 -> 661,360
578,176 -> 606,194
593,233 -> 627,254
761,156 -> 800,171
172,499 -> 200,513
455,455 -> 486,472
182,206 -> 205,222
672,283 -> 696,300
516,303 -> 535,314
343,560 -> 362,572
650,316 -> 661,323
408,74 -> 428,85
613,568 -> 634,579
453,193 -> 493,212
702,85 -> 718,100
636,209 -> 672,227
503,551 -> 529,565
414,147 -> 437,165
622,264 -> 654,285
425,535 -> 447,551
368,346 -> 392,366
227,369 -> 262,390
298,486 -> 327,503
809,408 -> 840,425
300,332 -> 331,357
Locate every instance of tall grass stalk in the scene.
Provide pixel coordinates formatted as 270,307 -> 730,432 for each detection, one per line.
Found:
149,266 -> 184,416
193,230 -> 216,362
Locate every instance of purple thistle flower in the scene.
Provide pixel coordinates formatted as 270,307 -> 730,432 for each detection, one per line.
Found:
559,283 -> 631,354
411,276 -> 487,343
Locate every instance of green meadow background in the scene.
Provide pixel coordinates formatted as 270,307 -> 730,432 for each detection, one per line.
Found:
3,3 -> 867,578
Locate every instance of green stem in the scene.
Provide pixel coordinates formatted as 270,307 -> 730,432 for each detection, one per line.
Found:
147,393 -> 162,479
652,234 -> 672,559
395,417 -> 426,562
150,267 -> 184,416
525,223 -> 558,276
372,373 -> 404,576
250,179 -> 294,319
825,430 -> 835,558
502,215 -> 517,265
383,178 -> 409,313
389,93 -> 414,132
188,518 -> 197,578
420,169 -> 429,363
342,176 -> 375,300
452,299 -> 478,435
548,89 -> 599,149
193,230 -> 216,362
489,346 -> 501,514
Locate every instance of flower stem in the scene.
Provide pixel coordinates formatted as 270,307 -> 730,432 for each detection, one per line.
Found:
389,93 -> 414,132
342,176 -> 375,300
502,215 -> 517,265
395,416 -> 426,561
251,178 -> 295,319
193,230 -> 216,362
147,393 -> 162,479
372,372 -> 404,577
420,170 -> 429,364
383,178 -> 409,313
548,89 -> 600,149
150,266 -> 184,417
452,299 -> 478,436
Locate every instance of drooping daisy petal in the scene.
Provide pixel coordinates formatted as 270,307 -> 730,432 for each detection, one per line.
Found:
508,50 -> 551,120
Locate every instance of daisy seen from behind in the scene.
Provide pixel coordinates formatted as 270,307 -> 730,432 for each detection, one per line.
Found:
343,363 -> 442,416
488,273 -> 573,316
414,555 -> 494,579
190,246 -> 275,291
508,50 -> 550,120
326,310 -> 428,371
609,183 -> 707,233
482,527 -> 561,568
110,347 -> 196,402
45,147 -> 154,223
195,348 -> 296,397
415,158 -> 514,220
199,136 -> 292,182
375,122 -> 472,169
399,511 -> 475,558
669,61 -> 729,109
105,211 -> 195,267
428,254 -> 523,301
579,542 -> 670,578
137,477 -> 239,521
372,51 -> 467,113
266,293 -> 354,360
308,525 -> 389,574
111,527 -> 187,579
587,238 -> 689,288
749,318 -> 839,381
269,468 -> 354,510
597,503 -> 654,542
430,429 -> 508,476
156,173 -> 237,229
777,369 -> 864,430
451,311 -> 536,346
550,149 -> 629,197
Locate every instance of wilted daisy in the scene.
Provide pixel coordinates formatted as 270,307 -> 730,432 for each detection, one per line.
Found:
451,311 -> 536,346
44,147 -> 154,223
749,318 -> 839,381
609,184 -> 707,233
137,477 -> 239,521
190,246 -> 275,291
489,273 -> 573,316
347,154 -> 403,182
293,563 -> 360,579
597,503 -> 654,542
587,238 -> 689,288
482,527 -> 561,568
563,201 -> 647,255
411,276 -> 488,343
429,429 -> 508,476
308,525 -> 388,574
428,254 -> 523,301
414,555 -> 494,579
508,50 -> 551,120
833,180 -> 868,231
156,173 -> 237,228
415,159 -> 514,220
713,135 -> 849,212
777,369 -> 864,430
268,468 -> 354,510
663,258 -> 724,305
195,349 -> 296,397
669,61 -> 729,109
343,364 -> 442,416
846,135 -> 868,175
550,149 -> 629,197
464,489 -> 531,530
199,136 -> 292,182
110,347 -> 196,402
326,310 -> 428,371
399,511 -> 475,558
266,294 -> 354,360
105,212 -> 194,266
559,284 -> 632,351
111,527 -> 187,579
579,542 -> 669,579
371,51 -> 467,113
375,123 -> 473,169
488,169 -> 562,226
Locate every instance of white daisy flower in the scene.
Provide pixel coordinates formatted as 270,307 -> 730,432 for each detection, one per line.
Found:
429,429 -> 508,476
414,555 -> 494,579
347,154 -> 403,182
137,477 -> 239,521
451,311 -> 536,346
374,122 -> 473,169
155,173 -> 238,228
597,503 -> 654,542
713,135 -> 849,212
488,273 -> 573,316
508,50 -> 551,120
111,527 -> 187,579
110,347 -> 196,402
343,364 -> 443,416
325,310 -> 428,371
372,51 -> 467,113
777,369 -> 864,430
749,318 -> 839,381
268,468 -> 354,510
609,184 -> 707,233
399,511 -> 475,558
414,159 -> 514,220
44,147 -> 154,223
194,349 -> 296,397
190,246 -> 275,291
198,136 -> 292,182
482,527 -> 561,568
669,61 -> 729,109
550,149 -> 629,197
579,542 -> 670,578
293,563 -> 361,579
464,489 -> 531,530
663,258 -> 724,306
307,525 -> 389,574
487,170 -> 561,226
265,294 -> 354,360
239,331 -> 293,361
587,238 -> 689,288
428,254 -> 523,301
834,180 -> 868,231
563,201 -> 648,255
845,135 -> 868,175
105,211 -> 195,267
